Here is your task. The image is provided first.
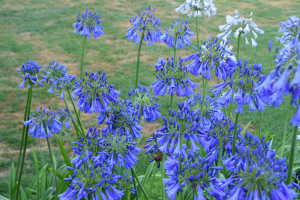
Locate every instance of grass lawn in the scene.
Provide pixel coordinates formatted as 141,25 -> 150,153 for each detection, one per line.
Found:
0,0 -> 299,198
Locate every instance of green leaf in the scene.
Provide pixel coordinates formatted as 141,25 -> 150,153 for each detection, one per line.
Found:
0,194 -> 9,200
26,164 -> 48,199
58,138 -> 72,167
41,168 -> 46,196
20,186 -> 27,200
263,129 -> 269,139
141,161 -> 156,188
62,129 -> 74,143
32,146 -> 40,200
49,168 -> 63,180
241,121 -> 252,136
39,187 -> 53,200
9,162 -> 15,200
57,172 -> 70,195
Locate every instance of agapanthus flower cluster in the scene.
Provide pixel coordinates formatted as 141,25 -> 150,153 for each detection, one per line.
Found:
160,19 -> 194,49
221,132 -> 298,199
125,5 -> 161,45
144,132 -> 163,167
153,105 -> 214,156
97,99 -> 142,139
184,37 -> 236,80
163,150 -> 223,200
40,61 -> 67,93
97,127 -> 141,170
56,108 -> 71,129
175,0 -> 217,18
73,71 -> 120,114
59,127 -> 125,200
276,16 -> 300,44
150,57 -> 197,97
73,7 -> 104,38
55,74 -> 77,100
24,107 -> 61,138
218,10 -> 264,47
214,59 -> 266,113
128,84 -> 161,123
17,60 -> 43,88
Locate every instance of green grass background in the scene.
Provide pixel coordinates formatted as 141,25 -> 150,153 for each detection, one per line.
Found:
0,0 -> 300,198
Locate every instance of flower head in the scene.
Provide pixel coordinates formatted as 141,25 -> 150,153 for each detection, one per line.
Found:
175,0 -> 217,18
221,132 -> 298,199
218,10 -> 264,47
55,74 -> 77,100
214,59 -> 265,113
40,61 -> 67,93
126,5 -> 161,45
56,108 -> 72,129
24,107 -> 61,138
160,19 -> 193,49
276,16 -> 300,44
163,150 -> 223,200
73,71 -> 120,114
150,57 -> 197,97
184,37 -> 236,80
128,84 -> 161,123
17,60 -> 43,88
144,132 -> 163,167
59,127 -> 125,200
73,8 -> 104,38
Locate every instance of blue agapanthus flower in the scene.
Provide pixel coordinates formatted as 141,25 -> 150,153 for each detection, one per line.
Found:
73,7 -> 104,38
214,58 -> 265,113
97,99 -> 142,139
144,132 -> 163,167
160,19 -> 194,49
54,74 -> 77,100
150,57 -> 197,97
24,107 -> 61,138
40,61 -> 67,93
276,16 -> 300,44
59,127 -> 125,200
128,84 -> 161,123
184,37 -> 237,80
221,132 -> 298,200
56,108 -> 72,129
73,71 -> 120,114
163,150 -> 224,200
125,5 -> 161,45
97,127 -> 141,170
17,60 -> 43,88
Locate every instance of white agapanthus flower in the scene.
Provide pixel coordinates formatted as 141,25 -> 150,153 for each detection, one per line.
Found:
217,10 -> 264,47
175,0 -> 217,18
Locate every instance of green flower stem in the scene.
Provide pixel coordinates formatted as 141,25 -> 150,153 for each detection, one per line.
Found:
151,163 -> 158,197
217,135 -> 223,178
282,94 -> 291,157
135,31 -> 145,88
131,168 -> 139,200
200,79 -> 209,116
195,16 -> 200,49
80,36 -> 87,80
161,153 -> 166,200
126,188 -> 130,200
259,111 -> 262,137
131,168 -> 149,200
232,112 -> 240,156
15,88 -> 30,182
67,90 -> 84,134
286,125 -> 299,184
237,33 -> 241,60
16,86 -> 33,200
62,91 -> 83,138
46,137 -> 57,199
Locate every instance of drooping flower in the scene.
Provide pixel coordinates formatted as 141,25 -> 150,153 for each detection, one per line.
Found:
276,16 -> 300,44
56,108 -> 72,129
163,150 -> 224,200
17,60 -> 43,88
40,61 -> 67,93
214,58 -> 265,113
175,0 -> 217,18
73,7 -> 104,38
24,107 -> 61,138
218,10 -> 264,47
184,37 -> 236,80
73,71 -> 120,114
59,127 -> 125,200
125,5 -> 161,45
221,132 -> 298,199
160,19 -> 194,49
97,99 -> 143,139
97,127 -> 141,169
128,84 -> 161,123
150,57 -> 197,97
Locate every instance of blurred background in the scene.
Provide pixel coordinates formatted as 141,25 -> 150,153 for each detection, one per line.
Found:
0,0 -> 300,198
